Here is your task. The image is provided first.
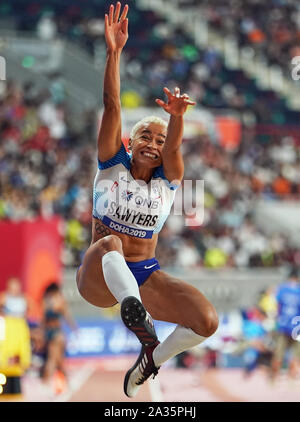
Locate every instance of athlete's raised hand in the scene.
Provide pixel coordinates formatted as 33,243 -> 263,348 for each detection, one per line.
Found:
105,2 -> 129,52
156,87 -> 196,116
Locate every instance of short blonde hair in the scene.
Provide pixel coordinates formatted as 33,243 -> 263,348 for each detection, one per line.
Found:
130,116 -> 167,140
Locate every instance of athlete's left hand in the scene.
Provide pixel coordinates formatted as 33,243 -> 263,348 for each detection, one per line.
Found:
155,87 -> 196,116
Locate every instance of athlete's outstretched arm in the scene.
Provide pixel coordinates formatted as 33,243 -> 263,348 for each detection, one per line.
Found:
98,2 -> 129,161
156,87 -> 196,183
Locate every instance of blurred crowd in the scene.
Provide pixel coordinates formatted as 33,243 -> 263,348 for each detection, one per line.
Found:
158,127 -> 300,269
176,267 -> 300,383
122,11 -> 300,126
0,0 -> 300,269
0,78 -> 300,269
1,0 -> 300,124
0,80 -> 95,267
1,268 -> 300,397
190,0 -> 300,78
0,276 -> 74,396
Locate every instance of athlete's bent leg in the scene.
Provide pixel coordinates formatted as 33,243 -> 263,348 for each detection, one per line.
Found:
76,235 -> 140,307
124,269 -> 218,397
140,270 -> 219,368
101,238 -> 142,303
101,244 -> 158,345
77,235 -> 158,348
152,325 -> 207,367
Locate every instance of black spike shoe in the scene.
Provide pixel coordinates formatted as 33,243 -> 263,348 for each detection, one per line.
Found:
121,296 -> 158,346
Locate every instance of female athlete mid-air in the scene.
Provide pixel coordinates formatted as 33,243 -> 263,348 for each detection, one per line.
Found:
76,2 -> 218,398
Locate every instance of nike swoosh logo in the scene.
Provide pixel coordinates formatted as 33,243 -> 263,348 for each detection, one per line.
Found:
144,263 -> 157,269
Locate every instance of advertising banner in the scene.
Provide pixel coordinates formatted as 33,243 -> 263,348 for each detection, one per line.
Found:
63,319 -> 176,358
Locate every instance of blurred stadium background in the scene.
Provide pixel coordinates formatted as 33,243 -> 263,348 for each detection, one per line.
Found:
0,0 -> 300,402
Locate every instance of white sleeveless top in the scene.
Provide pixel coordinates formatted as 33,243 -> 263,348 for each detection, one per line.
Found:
4,295 -> 27,318
93,143 -> 178,239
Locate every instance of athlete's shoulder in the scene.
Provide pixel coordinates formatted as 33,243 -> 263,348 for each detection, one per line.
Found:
152,165 -> 180,191
98,143 -> 131,170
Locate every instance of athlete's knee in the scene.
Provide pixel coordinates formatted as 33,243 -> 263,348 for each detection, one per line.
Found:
205,305 -> 219,336
96,235 -> 123,257
194,304 -> 219,337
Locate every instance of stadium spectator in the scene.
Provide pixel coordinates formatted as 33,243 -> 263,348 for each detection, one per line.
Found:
0,278 -> 28,318
0,294 -> 31,399
270,267 -> 300,381
40,282 -> 76,393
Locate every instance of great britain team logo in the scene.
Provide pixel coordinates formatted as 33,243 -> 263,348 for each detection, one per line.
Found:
121,190 -> 133,202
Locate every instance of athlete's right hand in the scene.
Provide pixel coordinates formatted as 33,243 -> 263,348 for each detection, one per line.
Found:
105,2 -> 129,52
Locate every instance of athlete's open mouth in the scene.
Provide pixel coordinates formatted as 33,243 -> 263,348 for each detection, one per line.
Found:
141,151 -> 159,160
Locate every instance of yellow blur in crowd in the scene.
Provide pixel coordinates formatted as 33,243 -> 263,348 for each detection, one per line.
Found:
0,315 -> 31,397
0,315 -> 31,376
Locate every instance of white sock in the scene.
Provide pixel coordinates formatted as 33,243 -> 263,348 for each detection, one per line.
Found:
153,325 -> 206,367
102,250 -> 141,304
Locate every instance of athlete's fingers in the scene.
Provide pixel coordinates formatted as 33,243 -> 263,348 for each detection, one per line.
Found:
175,87 -> 180,98
163,87 -> 173,100
184,99 -> 196,105
121,18 -> 128,34
155,98 -> 166,106
104,13 -> 108,30
120,4 -> 129,22
182,93 -> 189,99
109,4 -> 114,25
114,2 -> 121,23
155,98 -> 167,109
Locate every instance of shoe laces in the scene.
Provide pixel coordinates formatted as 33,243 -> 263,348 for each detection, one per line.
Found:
135,347 -> 159,386
136,365 -> 159,386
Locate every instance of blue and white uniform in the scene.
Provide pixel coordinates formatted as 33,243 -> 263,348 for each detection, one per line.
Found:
92,142 -> 179,286
275,281 -> 300,336
93,143 -> 178,239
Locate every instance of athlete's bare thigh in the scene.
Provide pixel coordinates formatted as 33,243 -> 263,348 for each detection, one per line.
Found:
76,241 -> 117,308
76,239 -> 218,336
140,270 -> 218,337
